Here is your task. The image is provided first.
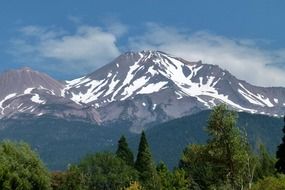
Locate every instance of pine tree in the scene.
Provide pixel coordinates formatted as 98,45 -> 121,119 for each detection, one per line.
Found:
135,131 -> 154,178
255,144 -> 276,179
135,131 -> 161,189
206,104 -> 251,189
275,116 -> 285,173
116,135 -> 134,166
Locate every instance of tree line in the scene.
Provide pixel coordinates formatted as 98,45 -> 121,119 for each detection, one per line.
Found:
1,104 -> 285,189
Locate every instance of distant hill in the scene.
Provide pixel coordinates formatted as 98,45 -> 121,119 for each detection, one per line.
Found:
0,116 -> 133,170
0,111 -> 282,170
130,110 -> 283,169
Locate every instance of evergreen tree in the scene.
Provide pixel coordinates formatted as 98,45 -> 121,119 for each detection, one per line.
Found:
206,104 -> 252,189
116,135 -> 134,166
135,131 -> 161,189
276,116 -> 285,173
255,144 -> 276,180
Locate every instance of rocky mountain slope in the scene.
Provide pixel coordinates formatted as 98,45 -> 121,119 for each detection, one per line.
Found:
0,67 -> 100,123
64,51 -> 285,131
1,51 -> 285,131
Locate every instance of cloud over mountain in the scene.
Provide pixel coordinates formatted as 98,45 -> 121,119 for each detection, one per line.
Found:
9,23 -> 285,87
129,23 -> 285,87
10,25 -> 121,76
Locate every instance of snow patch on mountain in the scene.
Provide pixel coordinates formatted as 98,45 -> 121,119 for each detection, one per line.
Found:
238,83 -> 274,107
24,88 -> 34,94
31,94 -> 45,104
0,93 -> 17,114
137,81 -> 168,94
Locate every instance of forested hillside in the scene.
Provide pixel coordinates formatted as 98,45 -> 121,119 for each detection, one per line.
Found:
0,111 -> 283,170
1,105 -> 284,190
130,111 -> 283,169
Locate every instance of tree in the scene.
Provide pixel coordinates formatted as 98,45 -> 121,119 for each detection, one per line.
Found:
116,135 -> 134,166
51,172 -> 67,190
58,165 -> 87,190
123,181 -> 143,190
180,105 -> 254,189
275,116 -> 285,173
72,152 -> 138,190
157,162 -> 190,190
206,104 -> 252,189
0,141 -> 51,190
135,131 -> 161,189
255,144 -> 276,180
251,175 -> 285,190
179,144 -> 216,189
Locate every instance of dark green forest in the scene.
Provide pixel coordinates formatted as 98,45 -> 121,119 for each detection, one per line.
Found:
1,105 -> 285,189
0,110 -> 283,171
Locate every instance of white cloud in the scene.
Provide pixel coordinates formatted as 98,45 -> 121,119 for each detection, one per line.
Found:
10,22 -> 285,87
128,23 -> 285,87
11,24 -> 121,76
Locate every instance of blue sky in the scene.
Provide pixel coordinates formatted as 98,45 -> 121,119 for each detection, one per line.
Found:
1,0 -> 285,86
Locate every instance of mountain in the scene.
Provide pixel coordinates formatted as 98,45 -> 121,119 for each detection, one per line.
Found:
0,50 -> 285,170
0,67 -> 100,123
64,50 -> 285,131
1,51 -> 285,132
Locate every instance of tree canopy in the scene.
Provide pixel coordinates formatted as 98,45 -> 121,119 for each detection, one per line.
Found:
135,131 -> 161,189
116,135 -> 134,166
275,116 -> 285,173
180,104 -> 254,189
0,141 -> 51,190
63,152 -> 138,190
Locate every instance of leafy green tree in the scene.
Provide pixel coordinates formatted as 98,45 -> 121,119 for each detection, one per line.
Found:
0,141 -> 51,190
71,152 -> 138,190
179,144 -> 215,189
135,131 -> 161,189
123,181 -> 143,190
51,172 -> 66,190
116,135 -> 134,166
275,116 -> 285,173
55,166 -> 87,190
255,144 -> 276,180
157,162 -> 190,190
52,170 -> 88,190
251,175 -> 285,190
180,105 -> 255,189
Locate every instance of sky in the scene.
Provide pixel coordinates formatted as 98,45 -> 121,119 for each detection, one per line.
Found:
1,0 -> 285,87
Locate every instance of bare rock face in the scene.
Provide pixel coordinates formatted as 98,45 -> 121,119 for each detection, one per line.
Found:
1,51 -> 285,131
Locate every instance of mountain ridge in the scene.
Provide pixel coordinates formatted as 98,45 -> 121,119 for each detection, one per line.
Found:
1,50 -> 285,131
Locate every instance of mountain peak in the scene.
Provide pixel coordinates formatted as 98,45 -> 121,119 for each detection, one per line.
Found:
19,67 -> 33,72
0,67 -> 64,99
2,67 -> 43,78
121,50 -> 170,60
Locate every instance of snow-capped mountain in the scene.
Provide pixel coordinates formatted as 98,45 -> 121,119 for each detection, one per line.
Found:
0,67 -> 100,122
1,51 -> 285,131
64,51 -> 285,130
